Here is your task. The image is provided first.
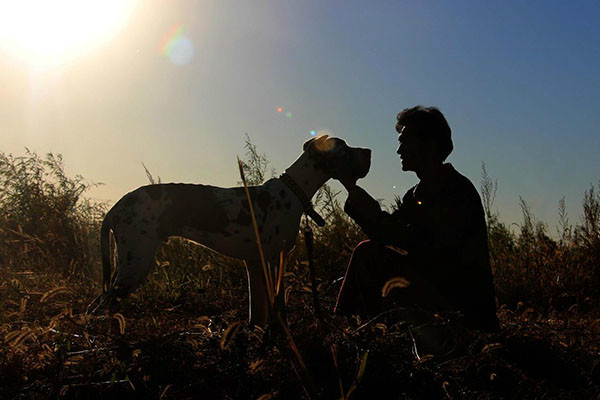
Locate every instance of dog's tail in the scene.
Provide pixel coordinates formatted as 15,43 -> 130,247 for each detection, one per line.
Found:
86,214 -> 113,315
100,214 -> 113,296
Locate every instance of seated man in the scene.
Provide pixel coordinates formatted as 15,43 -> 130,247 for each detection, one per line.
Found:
336,106 -> 499,331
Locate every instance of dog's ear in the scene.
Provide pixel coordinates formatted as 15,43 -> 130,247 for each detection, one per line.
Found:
303,138 -> 316,152
327,137 -> 347,154
303,135 -> 329,152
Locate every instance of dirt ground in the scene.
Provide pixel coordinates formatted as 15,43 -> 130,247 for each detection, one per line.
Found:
1,265 -> 599,399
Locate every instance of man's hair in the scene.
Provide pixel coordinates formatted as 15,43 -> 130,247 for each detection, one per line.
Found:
396,106 -> 453,161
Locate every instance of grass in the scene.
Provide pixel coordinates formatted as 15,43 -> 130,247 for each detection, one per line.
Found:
0,146 -> 599,398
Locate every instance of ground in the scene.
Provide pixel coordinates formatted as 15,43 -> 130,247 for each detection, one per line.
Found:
1,257 -> 599,399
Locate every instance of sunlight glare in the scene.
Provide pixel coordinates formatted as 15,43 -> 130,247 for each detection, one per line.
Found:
0,0 -> 137,69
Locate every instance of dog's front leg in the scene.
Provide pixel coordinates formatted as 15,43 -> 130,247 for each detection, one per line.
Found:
244,260 -> 270,327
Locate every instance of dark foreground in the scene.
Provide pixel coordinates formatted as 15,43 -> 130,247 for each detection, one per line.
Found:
1,260 -> 599,400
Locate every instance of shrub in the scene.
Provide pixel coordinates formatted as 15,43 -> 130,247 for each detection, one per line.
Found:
575,183 -> 600,285
0,149 -> 106,276
481,166 -> 599,311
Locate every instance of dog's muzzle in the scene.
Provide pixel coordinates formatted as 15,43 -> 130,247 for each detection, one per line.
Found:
356,148 -> 371,178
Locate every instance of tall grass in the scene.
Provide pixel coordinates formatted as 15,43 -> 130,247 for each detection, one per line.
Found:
0,149 -> 106,277
481,164 -> 599,311
0,145 -> 597,314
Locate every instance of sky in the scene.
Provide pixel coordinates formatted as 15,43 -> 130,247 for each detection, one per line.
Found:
1,0 -> 599,233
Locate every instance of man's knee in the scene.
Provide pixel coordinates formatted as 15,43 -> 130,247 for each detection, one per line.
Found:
351,239 -> 384,259
352,240 -> 400,285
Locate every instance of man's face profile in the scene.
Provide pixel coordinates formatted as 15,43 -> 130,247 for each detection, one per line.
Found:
397,125 -> 420,172
396,124 -> 439,173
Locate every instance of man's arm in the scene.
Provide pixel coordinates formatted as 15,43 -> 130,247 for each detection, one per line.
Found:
343,185 -> 386,236
344,185 -> 420,246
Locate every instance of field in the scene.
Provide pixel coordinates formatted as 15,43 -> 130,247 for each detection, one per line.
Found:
1,147 -> 599,399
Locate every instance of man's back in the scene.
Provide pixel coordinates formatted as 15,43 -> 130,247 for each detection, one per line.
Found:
395,164 -> 498,330
344,164 -> 499,331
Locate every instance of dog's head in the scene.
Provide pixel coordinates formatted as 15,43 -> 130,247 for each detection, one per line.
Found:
303,135 -> 371,185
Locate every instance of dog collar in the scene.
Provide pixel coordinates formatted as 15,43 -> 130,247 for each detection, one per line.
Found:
280,173 -> 326,227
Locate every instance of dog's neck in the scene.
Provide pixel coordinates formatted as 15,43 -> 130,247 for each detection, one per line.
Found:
283,151 -> 330,202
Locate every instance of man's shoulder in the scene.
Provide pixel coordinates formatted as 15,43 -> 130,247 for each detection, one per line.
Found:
445,164 -> 480,196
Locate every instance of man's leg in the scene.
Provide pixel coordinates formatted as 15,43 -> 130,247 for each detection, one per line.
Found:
335,239 -> 451,318
335,240 -> 411,316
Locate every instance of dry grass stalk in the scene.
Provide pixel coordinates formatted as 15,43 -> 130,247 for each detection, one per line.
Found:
381,276 -> 411,298
330,344 -> 345,399
237,157 -> 273,304
113,313 -> 126,335
275,247 -> 285,298
220,321 -> 242,350
345,351 -> 369,399
330,343 -> 369,400
40,286 -> 74,303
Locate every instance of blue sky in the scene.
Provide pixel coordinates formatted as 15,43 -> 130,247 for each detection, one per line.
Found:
1,0 -> 599,232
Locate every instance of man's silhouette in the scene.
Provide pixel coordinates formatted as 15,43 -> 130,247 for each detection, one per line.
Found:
336,106 -> 499,331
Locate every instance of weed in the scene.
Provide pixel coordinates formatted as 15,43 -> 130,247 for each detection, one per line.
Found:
0,149 -> 106,277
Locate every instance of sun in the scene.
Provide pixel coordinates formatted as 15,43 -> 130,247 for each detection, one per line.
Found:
0,0 -> 137,69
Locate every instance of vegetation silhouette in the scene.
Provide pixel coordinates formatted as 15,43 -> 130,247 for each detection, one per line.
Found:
0,143 -> 598,398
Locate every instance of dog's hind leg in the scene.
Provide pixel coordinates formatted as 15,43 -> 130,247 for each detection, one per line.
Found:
111,236 -> 161,300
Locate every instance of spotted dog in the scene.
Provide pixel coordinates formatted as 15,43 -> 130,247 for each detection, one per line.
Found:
90,136 -> 371,326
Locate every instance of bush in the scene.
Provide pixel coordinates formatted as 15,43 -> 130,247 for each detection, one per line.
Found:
481,166 -> 599,311
0,149 -> 106,277
575,183 -> 600,285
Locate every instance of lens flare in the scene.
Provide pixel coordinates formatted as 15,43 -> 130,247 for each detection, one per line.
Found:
159,24 -> 194,65
314,137 -> 335,152
310,130 -> 316,136
314,128 -> 332,137
277,107 -> 283,113
285,112 -> 293,118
